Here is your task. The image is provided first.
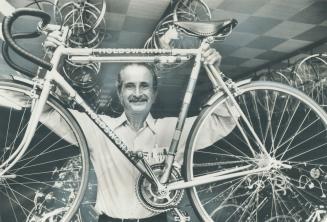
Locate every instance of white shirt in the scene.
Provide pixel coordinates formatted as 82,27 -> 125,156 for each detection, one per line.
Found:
43,104 -> 237,219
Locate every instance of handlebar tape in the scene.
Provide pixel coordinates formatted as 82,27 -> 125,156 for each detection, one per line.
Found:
2,31 -> 43,77
2,8 -> 53,71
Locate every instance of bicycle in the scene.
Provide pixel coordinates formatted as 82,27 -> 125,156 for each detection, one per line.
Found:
295,53 -> 327,108
1,8 -> 327,222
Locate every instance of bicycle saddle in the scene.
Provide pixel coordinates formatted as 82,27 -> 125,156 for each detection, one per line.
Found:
174,19 -> 238,37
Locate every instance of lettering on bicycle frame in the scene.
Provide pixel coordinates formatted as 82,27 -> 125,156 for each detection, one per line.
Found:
83,106 -> 129,154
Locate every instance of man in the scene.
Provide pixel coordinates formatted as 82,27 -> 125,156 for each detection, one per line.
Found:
39,30 -> 238,222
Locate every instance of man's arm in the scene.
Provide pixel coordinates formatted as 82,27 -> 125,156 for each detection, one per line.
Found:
174,98 -> 240,165
39,108 -> 79,145
195,102 -> 239,148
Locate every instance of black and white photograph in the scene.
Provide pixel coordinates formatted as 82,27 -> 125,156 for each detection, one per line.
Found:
0,0 -> 326,221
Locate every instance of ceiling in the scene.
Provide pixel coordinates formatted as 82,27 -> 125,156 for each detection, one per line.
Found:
1,0 -> 327,78
103,0 -> 327,79
0,0 -> 326,115
102,0 -> 327,78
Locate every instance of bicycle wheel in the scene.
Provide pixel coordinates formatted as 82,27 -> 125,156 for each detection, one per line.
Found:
0,80 -> 89,222
173,0 -> 211,22
254,71 -> 304,114
144,12 -> 199,50
63,59 -> 101,92
55,0 -> 106,48
295,55 -> 327,107
295,55 -> 327,82
54,0 -> 106,31
144,0 -> 211,50
184,81 -> 327,222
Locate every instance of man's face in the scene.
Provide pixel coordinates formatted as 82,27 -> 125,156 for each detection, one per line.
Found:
118,65 -> 156,114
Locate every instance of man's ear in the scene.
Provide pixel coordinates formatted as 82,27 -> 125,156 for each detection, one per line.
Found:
153,89 -> 158,103
116,81 -> 122,102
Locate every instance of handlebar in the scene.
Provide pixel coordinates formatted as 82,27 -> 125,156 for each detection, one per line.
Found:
2,32 -> 42,77
2,8 -> 53,71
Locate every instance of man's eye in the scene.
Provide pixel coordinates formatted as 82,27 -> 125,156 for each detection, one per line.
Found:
125,83 -> 134,89
140,83 -> 150,89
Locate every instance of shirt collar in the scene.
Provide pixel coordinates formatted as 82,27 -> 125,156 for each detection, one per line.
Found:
113,112 -> 156,133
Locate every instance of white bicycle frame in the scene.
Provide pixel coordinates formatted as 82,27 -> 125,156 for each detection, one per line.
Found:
0,35 -> 290,194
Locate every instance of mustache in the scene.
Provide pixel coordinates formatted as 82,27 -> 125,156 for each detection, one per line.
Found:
128,94 -> 149,102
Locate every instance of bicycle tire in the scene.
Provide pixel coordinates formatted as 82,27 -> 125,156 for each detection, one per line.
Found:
144,12 -> 200,50
295,55 -> 327,107
62,5 -> 106,48
54,0 -> 106,31
184,81 -> 327,222
295,55 -> 327,82
173,0 -> 211,22
0,80 -> 89,222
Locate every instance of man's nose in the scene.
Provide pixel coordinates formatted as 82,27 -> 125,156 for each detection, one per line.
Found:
134,86 -> 142,96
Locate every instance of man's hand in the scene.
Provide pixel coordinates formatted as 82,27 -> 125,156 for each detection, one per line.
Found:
201,43 -> 222,67
158,26 -> 179,49
159,28 -> 222,67
42,30 -> 65,57
43,30 -> 65,49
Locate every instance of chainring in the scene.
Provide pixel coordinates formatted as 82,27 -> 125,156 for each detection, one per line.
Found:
136,164 -> 184,213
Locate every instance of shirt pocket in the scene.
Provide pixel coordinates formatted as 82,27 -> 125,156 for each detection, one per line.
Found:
143,145 -> 169,165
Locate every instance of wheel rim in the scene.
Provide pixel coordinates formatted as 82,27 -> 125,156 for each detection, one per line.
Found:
295,56 -> 327,108
0,83 -> 88,222
187,82 -> 327,222
173,0 -> 211,22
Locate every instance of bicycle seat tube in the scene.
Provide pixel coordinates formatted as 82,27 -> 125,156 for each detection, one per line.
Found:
160,39 -> 207,184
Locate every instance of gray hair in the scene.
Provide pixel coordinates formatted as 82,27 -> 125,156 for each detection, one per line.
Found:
117,63 -> 158,92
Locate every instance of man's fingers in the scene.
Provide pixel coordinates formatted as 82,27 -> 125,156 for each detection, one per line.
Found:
42,30 -> 64,50
47,30 -> 63,39
205,53 -> 221,65
202,48 -> 222,65
43,41 -> 57,49
46,36 -> 64,46
202,48 -> 215,58
201,43 -> 210,51
43,36 -> 64,48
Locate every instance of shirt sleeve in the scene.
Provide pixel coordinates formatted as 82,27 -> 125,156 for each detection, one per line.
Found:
175,102 -> 239,165
39,108 -> 90,145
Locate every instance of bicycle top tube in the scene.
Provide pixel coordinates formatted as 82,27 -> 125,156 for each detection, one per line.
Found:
62,47 -> 200,65
63,47 -> 200,56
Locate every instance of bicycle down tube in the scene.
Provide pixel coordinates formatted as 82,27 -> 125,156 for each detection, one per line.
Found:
15,44 -> 271,189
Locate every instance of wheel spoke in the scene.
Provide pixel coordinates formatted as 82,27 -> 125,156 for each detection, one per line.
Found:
186,82 -> 327,221
0,83 -> 88,221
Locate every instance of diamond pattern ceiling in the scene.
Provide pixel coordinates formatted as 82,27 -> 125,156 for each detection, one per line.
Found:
0,0 -> 326,115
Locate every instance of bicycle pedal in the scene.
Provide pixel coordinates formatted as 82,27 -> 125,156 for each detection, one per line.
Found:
171,208 -> 191,222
